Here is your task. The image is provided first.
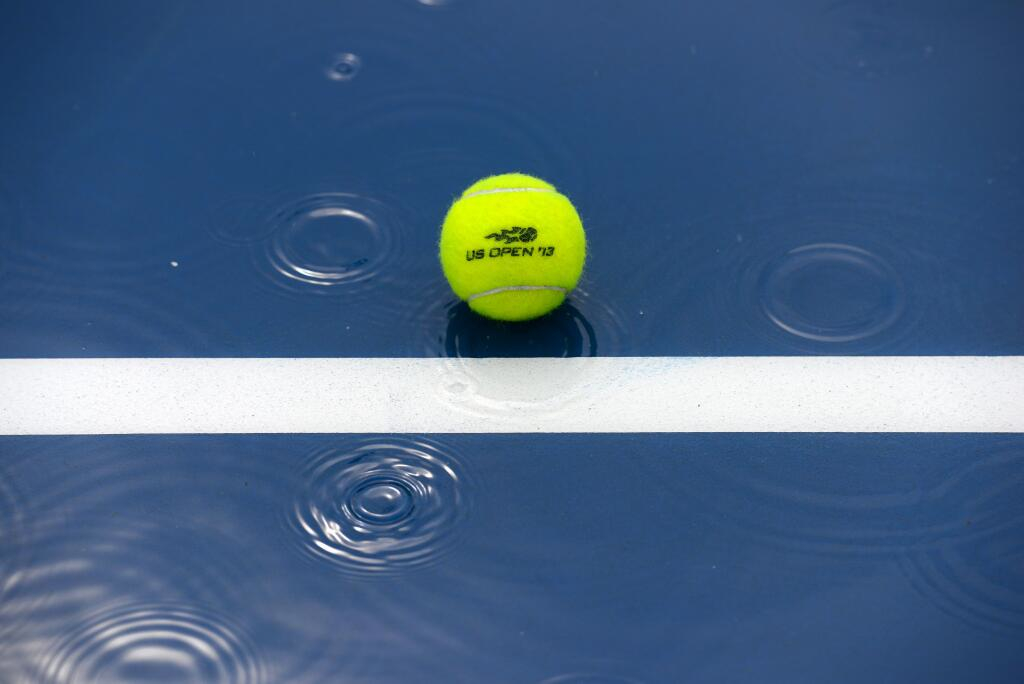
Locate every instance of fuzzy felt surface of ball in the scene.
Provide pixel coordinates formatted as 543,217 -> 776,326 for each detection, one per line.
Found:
439,173 -> 586,322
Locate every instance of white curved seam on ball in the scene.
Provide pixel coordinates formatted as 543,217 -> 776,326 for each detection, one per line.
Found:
467,285 -> 568,302
461,187 -> 558,199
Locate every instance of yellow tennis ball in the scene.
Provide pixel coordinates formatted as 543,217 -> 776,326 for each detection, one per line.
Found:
439,173 -> 586,322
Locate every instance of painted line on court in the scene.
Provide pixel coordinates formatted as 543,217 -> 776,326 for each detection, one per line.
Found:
0,357 -> 1021,434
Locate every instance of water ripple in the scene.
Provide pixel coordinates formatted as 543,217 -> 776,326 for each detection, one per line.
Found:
643,437 -> 1024,557
643,166 -> 972,353
165,10 -> 462,98
334,89 -> 587,200
207,194 -> 280,245
756,242 -> 905,343
250,190 -> 410,296
259,17 -> 466,87
539,675 -> 646,684
286,437 -> 472,577
443,301 -> 600,357
386,279 -> 631,420
0,282 -> 220,356
1,517 -> 253,647
899,444 -> 1024,634
410,0 -> 458,7
2,160 -> 217,290
0,172 -> 223,356
405,278 -> 631,358
0,464 -> 27,640
324,52 -> 362,82
0,439 -> 265,638
35,603 -> 263,684
0,437 -> 348,681
719,221 -> 920,353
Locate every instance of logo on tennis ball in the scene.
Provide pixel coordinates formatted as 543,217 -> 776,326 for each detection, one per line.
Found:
466,226 -> 555,262
485,226 -> 537,244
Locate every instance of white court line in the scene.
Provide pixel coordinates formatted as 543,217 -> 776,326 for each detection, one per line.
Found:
0,357 -> 1022,435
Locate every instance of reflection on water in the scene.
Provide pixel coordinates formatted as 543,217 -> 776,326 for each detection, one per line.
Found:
402,279 -> 632,358
899,444 -> 1024,634
252,191 -> 407,296
0,462 -> 27,642
641,436 -> 1022,558
539,675 -> 646,684
757,243 -> 905,343
330,89 -> 586,202
1,435 -> 1022,681
641,165 -> 987,354
35,603 -> 263,684
285,437 -> 472,577
325,53 -> 362,82
2,0 -> 1024,680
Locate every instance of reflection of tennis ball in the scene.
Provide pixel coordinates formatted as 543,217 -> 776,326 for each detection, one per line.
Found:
439,173 -> 586,322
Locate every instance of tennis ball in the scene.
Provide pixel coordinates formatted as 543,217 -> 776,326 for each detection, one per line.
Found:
439,173 -> 586,322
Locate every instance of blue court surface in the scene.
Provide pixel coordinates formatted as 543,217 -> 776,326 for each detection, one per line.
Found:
1,1 -> 1023,682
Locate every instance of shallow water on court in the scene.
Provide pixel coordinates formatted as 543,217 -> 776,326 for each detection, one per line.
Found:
2,0 -> 1023,681
285,437 -> 472,577
2,431 -> 1024,681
